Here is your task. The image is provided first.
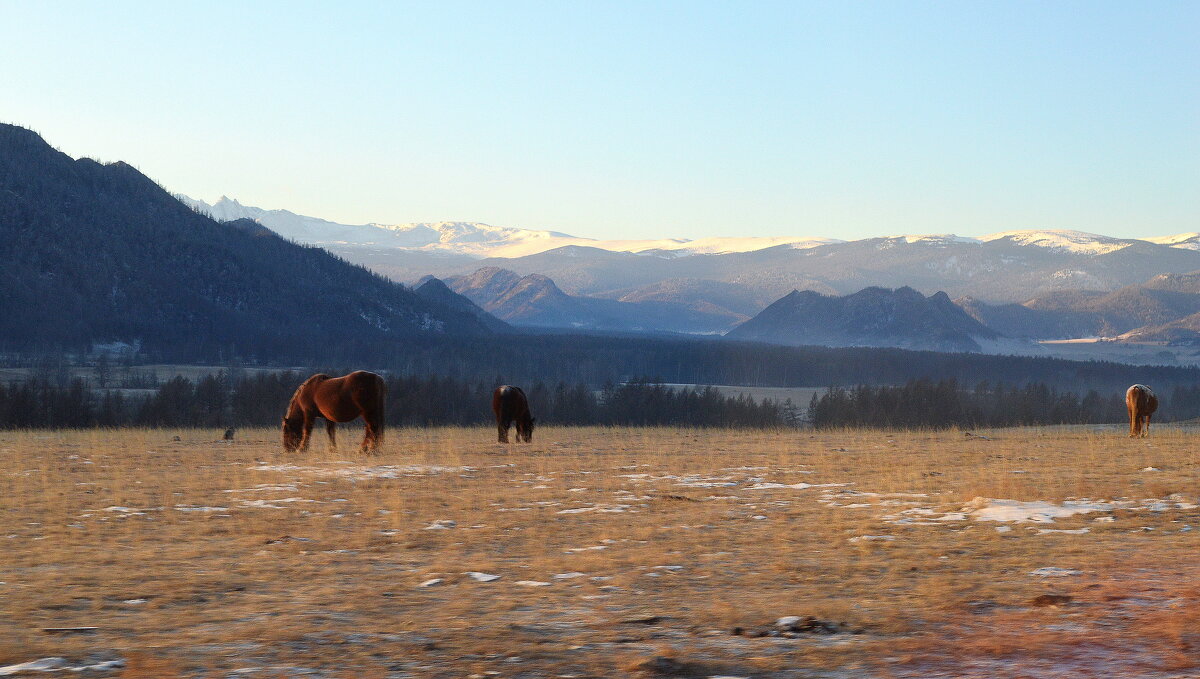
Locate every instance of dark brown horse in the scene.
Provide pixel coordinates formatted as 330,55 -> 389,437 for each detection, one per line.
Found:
1126,384 -> 1158,438
492,385 -> 534,443
283,371 -> 386,452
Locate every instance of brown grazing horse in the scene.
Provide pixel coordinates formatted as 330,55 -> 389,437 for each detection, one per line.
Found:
1126,384 -> 1158,438
283,371 -> 386,452
492,385 -> 534,443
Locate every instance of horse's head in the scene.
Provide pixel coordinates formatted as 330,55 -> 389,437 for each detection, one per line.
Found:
281,415 -> 303,452
517,416 -> 535,443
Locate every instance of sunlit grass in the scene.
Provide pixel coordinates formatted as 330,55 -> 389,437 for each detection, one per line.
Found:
1,425 -> 1197,676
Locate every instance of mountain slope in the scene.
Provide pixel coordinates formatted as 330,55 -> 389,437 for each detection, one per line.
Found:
954,297 -> 1100,339
727,287 -> 999,351
443,267 -> 744,333
0,124 -> 493,360
413,276 -> 511,333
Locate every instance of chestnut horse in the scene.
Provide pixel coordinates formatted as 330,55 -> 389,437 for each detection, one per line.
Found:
1126,384 -> 1158,438
283,371 -> 386,452
492,385 -> 534,443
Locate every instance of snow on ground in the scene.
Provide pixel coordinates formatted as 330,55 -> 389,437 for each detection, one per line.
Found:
0,657 -> 124,676
962,498 -> 1115,523
249,463 -> 474,479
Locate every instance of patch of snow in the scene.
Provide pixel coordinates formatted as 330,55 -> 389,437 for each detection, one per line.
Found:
963,497 -> 1113,523
464,572 -> 501,582
238,497 -> 319,509
564,545 -> 608,553
1029,567 -> 1082,577
0,657 -> 124,675
224,484 -> 300,493
748,481 -> 848,490
849,535 -> 896,543
556,504 -> 631,514
249,463 -> 473,479
514,580 -> 551,587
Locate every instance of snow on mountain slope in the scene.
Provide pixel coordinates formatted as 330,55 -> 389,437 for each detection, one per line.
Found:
1145,233 -> 1200,251
979,230 -> 1134,254
177,195 -> 844,257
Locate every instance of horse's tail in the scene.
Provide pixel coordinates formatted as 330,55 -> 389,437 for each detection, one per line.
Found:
373,373 -> 387,442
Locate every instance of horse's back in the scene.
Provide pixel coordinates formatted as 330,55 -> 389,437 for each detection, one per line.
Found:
1126,384 -> 1158,414
493,385 -> 528,416
311,371 -> 385,422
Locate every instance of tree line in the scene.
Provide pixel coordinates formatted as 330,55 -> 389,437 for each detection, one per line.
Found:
5,371 -> 1196,431
0,373 -> 793,430
807,379 -> 1141,429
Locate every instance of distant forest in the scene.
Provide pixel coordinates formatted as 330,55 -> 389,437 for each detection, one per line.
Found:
0,372 -> 792,430
808,379 -> 1139,429
4,368 -> 1200,431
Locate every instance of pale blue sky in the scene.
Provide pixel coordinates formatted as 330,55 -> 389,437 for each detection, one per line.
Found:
2,1 -> 1196,240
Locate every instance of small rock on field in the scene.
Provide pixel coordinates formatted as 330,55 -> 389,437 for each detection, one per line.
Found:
417,578 -> 443,587
465,572 -> 501,582
775,615 -> 841,634
628,656 -> 685,675
965,600 -> 999,614
1031,594 -> 1073,607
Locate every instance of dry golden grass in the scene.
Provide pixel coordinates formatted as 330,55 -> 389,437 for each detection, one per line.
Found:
1,425 -> 1198,678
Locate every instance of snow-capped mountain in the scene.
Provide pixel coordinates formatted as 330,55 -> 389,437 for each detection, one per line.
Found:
178,194 -> 1194,262
176,195 -> 841,258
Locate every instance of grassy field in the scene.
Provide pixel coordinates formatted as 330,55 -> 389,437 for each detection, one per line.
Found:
2,425 -> 1199,678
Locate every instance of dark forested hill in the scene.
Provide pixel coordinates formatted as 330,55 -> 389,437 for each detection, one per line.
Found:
0,124 -> 493,360
413,276 -> 511,333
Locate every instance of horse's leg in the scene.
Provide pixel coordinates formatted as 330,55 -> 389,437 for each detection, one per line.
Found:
366,414 -> 382,452
1143,414 -> 1151,438
299,416 -> 315,451
361,416 -> 377,453
1129,407 -> 1137,438
326,420 -> 337,450
497,419 -> 508,443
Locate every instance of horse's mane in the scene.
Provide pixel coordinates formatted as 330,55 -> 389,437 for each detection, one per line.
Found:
287,374 -> 331,410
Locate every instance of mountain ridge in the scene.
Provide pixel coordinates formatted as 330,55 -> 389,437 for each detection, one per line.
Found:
726,286 -> 1001,352
0,124 -> 494,360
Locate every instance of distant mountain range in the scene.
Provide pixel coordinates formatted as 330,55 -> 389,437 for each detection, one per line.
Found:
0,125 -> 496,360
173,195 -> 1200,347
177,195 -> 841,259
178,196 -> 1200,307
